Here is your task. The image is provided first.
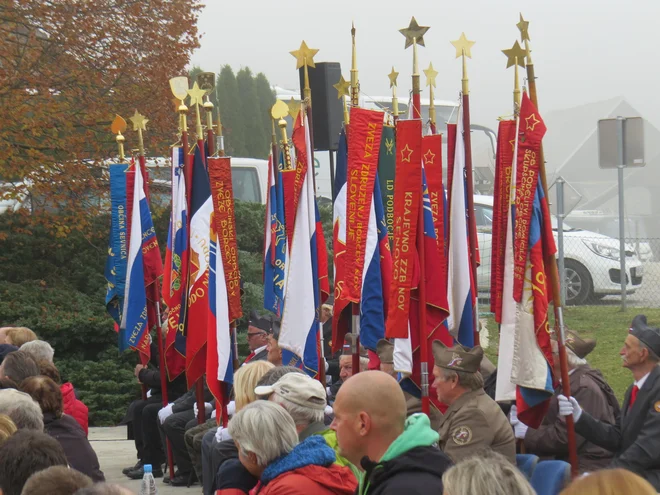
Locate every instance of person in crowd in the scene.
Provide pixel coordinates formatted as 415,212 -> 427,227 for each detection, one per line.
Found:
0,344 -> 18,365
432,341 -> 515,463
559,468 -> 657,495
0,350 -> 39,384
0,389 -> 44,430
266,319 -> 283,367
0,429 -> 68,495
20,339 -> 55,363
21,466 -> 93,495
200,360 -> 274,494
0,414 -> 16,445
331,370 -> 451,494
21,375 -> 104,481
73,484 -> 136,495
0,378 -> 16,390
512,332 -> 619,472
243,312 -> 275,365
254,372 -> 354,471
328,335 -> 369,402
0,328 -> 10,344
559,315 -> 660,489
442,449 -> 535,495
376,338 -> 443,430
226,400 -> 356,495
4,327 -> 38,347
121,336 -> 187,479
39,361 -> 89,435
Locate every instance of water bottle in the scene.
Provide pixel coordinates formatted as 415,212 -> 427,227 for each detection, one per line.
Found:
140,464 -> 158,495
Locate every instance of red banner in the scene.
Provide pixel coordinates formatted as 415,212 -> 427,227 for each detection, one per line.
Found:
208,157 -> 242,322
513,93 -> 547,302
345,108 -> 384,303
422,134 -> 445,261
490,120 -> 517,322
287,112 -> 310,246
386,119 -> 422,339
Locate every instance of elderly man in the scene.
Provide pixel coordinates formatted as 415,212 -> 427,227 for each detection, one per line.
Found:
244,312 -> 275,365
227,401 -> 356,495
331,370 -> 450,494
19,340 -> 55,364
0,350 -> 39,385
328,335 -> 369,402
0,389 -> 44,431
376,339 -> 443,430
432,341 -> 515,463
559,315 -> 660,489
512,331 -> 619,472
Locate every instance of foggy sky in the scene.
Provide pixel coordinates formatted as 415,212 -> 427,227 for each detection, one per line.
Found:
191,0 -> 660,132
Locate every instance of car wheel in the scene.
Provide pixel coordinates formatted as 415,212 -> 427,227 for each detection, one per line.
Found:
562,259 -> 593,306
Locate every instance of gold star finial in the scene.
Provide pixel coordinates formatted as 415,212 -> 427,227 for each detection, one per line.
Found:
388,67 -> 399,88
399,17 -> 430,49
450,32 -> 476,59
129,110 -> 148,131
290,41 -> 319,70
423,62 -> 438,88
287,98 -> 301,120
187,81 -> 206,107
502,40 -> 526,69
333,75 -> 350,99
517,13 -> 530,42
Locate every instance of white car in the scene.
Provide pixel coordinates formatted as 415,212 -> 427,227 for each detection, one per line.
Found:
474,195 -> 644,305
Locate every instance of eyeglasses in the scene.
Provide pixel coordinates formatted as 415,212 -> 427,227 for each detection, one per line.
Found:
247,332 -> 266,339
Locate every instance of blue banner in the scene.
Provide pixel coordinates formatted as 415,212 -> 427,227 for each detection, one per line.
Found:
105,164 -> 129,325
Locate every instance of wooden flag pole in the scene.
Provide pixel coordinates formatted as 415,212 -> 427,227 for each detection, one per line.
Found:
517,14 -> 579,477
401,17 -> 430,415
451,33 -> 479,345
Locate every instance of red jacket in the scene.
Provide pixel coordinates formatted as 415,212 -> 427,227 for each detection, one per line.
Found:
251,464 -> 356,495
61,382 -> 88,435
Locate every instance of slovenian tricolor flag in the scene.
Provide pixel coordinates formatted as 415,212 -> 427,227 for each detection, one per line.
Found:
120,160 -> 157,357
446,106 -> 476,347
263,151 -> 287,316
280,111 -> 320,376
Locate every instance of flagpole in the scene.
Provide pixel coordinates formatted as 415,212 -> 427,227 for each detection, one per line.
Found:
518,14 -> 578,477
401,17 -> 430,415
388,67 -> 399,124
424,63 -> 438,135
155,299 -> 176,478
453,33 -> 480,345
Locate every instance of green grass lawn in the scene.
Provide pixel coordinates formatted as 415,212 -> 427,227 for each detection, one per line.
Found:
481,306 -> 660,402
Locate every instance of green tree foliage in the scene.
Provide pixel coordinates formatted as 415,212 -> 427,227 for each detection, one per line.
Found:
236,68 -> 267,159
216,65 -> 244,157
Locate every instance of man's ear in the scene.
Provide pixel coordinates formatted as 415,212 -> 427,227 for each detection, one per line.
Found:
357,411 -> 372,437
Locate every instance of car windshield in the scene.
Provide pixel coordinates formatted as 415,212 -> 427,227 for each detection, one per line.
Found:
231,167 -> 261,203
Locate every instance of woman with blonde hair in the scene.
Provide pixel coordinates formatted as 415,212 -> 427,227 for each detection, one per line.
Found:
0,414 -> 16,445
560,469 -> 656,495
234,360 -> 274,411
4,327 -> 38,347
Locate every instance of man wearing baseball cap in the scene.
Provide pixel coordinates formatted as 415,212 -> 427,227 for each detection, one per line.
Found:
255,373 -> 356,476
559,315 -> 660,489
432,341 -> 515,463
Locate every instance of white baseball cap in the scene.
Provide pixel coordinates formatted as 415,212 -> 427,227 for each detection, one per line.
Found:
254,372 -> 327,411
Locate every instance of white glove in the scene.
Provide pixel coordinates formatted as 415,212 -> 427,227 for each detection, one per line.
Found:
146,389 -> 152,399
558,394 -> 582,422
194,402 -> 213,418
215,426 -> 232,443
509,405 -> 519,425
324,405 -> 333,416
227,401 -> 236,417
158,403 -> 174,424
211,408 -> 217,419
514,421 -> 528,439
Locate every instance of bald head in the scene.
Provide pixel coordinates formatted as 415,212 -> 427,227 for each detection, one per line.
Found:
331,370 -> 407,467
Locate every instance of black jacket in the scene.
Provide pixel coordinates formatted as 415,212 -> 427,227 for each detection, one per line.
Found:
359,446 -> 451,495
576,365 -> 660,489
172,381 -> 213,413
138,343 -> 188,399
44,413 -> 105,482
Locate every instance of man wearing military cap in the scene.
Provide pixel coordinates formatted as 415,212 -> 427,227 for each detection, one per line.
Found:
376,339 -> 443,430
431,341 -> 515,463
512,330 -> 620,472
243,311 -> 274,365
559,315 -> 660,489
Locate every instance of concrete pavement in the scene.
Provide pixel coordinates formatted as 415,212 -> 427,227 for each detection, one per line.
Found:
90,426 -> 199,495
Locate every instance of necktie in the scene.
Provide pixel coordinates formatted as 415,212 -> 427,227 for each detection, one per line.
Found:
244,351 -> 255,364
629,385 -> 640,408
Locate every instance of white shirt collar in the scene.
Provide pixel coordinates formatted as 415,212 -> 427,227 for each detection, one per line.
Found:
635,371 -> 651,389
252,344 -> 267,356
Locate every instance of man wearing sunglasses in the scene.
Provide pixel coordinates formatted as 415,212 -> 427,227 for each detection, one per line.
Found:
244,311 -> 273,366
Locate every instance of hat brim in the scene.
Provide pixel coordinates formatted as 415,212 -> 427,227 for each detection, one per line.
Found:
254,385 -> 275,396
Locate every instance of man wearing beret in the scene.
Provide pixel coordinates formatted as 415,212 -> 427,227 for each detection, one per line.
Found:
512,331 -> 620,472
431,341 -> 515,463
243,311 -> 274,366
559,315 -> 660,488
376,339 -> 443,431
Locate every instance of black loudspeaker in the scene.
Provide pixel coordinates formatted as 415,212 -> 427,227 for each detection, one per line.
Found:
298,62 -> 344,151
